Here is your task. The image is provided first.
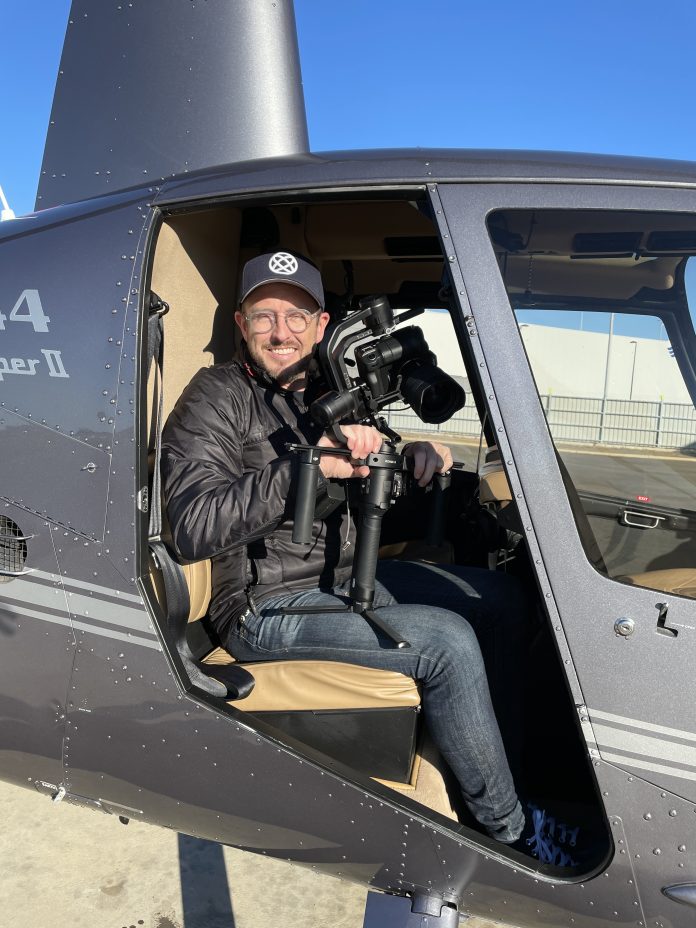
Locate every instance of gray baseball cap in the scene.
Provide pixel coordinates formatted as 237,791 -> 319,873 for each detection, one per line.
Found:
239,251 -> 325,309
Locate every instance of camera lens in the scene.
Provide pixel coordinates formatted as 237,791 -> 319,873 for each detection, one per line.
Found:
400,362 -> 466,424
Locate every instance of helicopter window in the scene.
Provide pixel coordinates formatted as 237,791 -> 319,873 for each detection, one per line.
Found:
489,208 -> 696,598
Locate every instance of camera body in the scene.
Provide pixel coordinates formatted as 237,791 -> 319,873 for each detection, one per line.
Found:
306,295 -> 465,429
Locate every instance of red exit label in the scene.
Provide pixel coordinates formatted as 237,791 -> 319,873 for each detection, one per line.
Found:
636,494 -> 651,503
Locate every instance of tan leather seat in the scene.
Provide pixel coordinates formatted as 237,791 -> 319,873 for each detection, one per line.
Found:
479,468 -> 513,508
476,446 -> 521,569
147,219 -> 423,787
478,445 -> 517,511
178,560 -> 422,712
203,647 -> 420,711
476,455 -> 696,599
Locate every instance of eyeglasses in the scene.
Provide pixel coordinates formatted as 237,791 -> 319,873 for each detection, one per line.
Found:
244,308 -> 319,334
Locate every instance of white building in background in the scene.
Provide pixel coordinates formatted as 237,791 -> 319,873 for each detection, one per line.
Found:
516,325 -> 687,403
419,311 -> 688,404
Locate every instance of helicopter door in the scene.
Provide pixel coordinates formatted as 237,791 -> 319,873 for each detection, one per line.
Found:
433,183 -> 696,805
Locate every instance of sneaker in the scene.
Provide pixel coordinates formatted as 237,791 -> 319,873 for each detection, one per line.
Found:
512,803 -> 580,867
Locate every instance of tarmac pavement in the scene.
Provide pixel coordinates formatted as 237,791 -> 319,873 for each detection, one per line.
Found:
0,778 -> 503,928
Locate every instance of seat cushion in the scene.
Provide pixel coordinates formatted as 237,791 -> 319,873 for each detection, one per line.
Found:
203,647 -> 421,712
620,567 -> 696,598
479,467 -> 512,508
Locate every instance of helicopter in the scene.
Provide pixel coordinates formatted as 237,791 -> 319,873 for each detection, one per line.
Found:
2,2 -> 696,926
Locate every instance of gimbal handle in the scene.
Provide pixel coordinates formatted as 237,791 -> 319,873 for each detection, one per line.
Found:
426,470 -> 452,546
288,442 -> 452,549
349,443 -> 402,611
286,439 -> 410,648
286,439 -> 452,650
289,443 -> 352,544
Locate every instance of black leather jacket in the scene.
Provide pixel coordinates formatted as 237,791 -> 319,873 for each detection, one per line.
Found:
161,356 -> 355,643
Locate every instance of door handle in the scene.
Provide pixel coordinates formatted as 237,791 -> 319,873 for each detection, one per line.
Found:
656,602 -> 678,638
621,510 -> 665,529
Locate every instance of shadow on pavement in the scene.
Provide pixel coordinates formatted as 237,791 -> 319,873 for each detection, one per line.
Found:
178,833 -> 236,927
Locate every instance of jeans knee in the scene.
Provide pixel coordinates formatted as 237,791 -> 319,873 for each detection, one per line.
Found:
426,607 -> 483,664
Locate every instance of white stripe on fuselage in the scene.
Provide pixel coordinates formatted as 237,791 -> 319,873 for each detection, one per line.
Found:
1,574 -> 158,644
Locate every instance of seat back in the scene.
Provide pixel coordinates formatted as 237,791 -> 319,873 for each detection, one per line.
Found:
478,448 -> 513,508
150,211 -> 242,421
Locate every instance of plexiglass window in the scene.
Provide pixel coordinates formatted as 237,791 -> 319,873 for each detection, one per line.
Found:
489,209 -> 696,597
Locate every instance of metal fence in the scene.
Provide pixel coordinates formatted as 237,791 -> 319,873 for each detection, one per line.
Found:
384,395 -> 696,451
385,403 -> 483,440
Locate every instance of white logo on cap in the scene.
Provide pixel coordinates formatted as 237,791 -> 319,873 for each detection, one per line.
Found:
269,252 -> 299,276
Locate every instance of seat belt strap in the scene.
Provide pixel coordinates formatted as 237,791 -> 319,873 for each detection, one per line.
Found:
147,293 -> 168,544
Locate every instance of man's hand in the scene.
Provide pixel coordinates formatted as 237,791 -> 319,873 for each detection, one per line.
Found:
402,440 -> 453,487
318,424 -> 384,479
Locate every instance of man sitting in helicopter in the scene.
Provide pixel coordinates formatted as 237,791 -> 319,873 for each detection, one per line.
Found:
160,250 -> 581,866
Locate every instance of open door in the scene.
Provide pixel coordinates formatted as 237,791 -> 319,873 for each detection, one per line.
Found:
436,182 -> 696,901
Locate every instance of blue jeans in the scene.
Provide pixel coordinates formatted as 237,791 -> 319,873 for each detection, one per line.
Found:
226,561 -> 526,843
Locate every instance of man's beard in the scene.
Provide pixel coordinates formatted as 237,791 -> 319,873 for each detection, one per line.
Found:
255,349 -> 313,387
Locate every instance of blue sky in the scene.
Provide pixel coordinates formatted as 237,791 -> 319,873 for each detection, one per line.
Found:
1,0 -> 695,340
2,0 -> 696,218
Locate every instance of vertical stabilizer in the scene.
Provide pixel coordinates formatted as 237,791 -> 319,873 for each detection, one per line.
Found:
36,0 -> 309,210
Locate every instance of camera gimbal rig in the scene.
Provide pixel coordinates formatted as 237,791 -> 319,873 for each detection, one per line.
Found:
285,421 -> 451,650
281,293 -> 464,648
